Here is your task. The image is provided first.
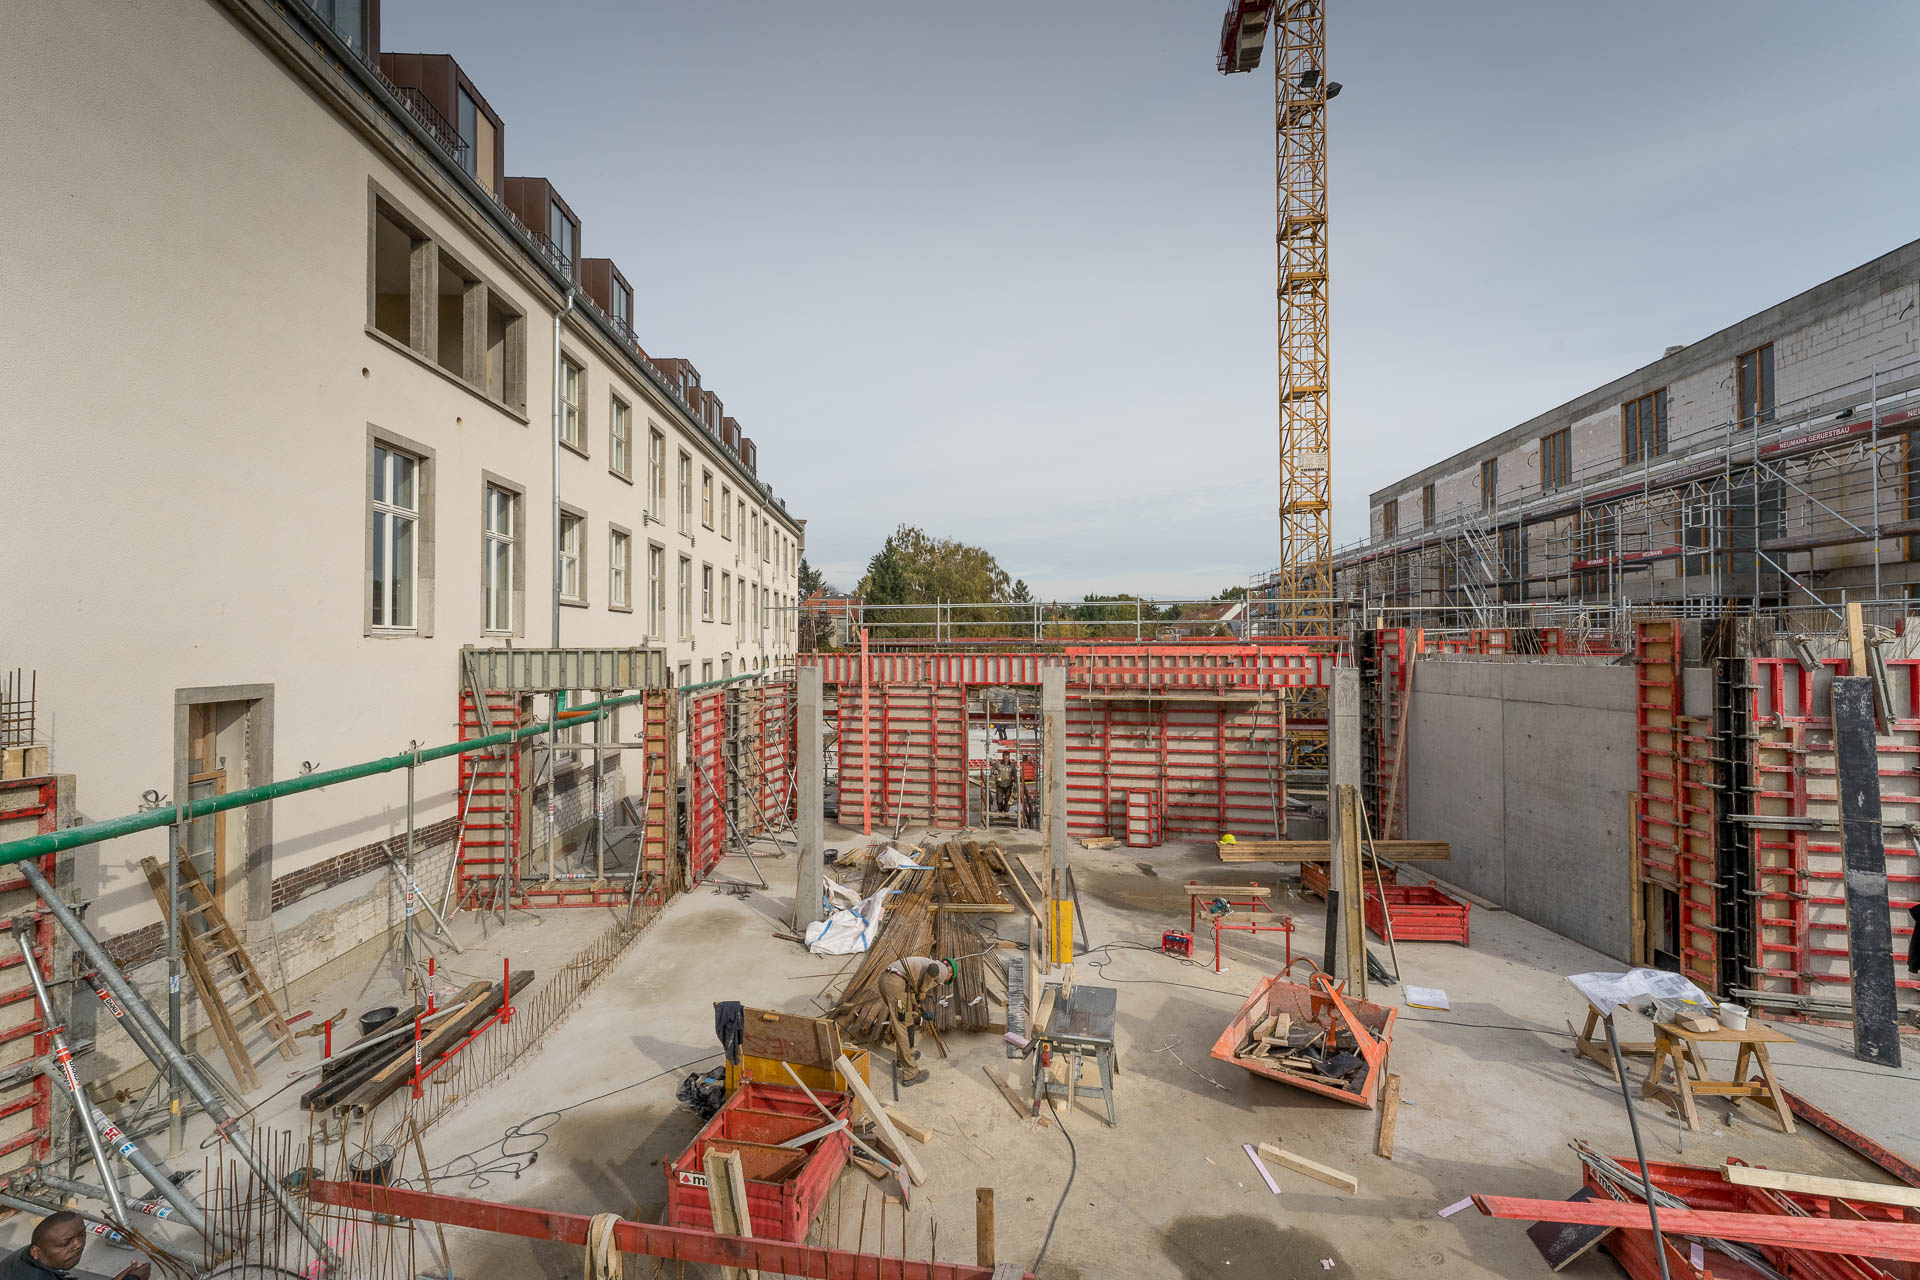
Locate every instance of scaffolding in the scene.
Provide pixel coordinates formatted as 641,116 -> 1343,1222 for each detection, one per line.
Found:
1322,363 -> 1920,636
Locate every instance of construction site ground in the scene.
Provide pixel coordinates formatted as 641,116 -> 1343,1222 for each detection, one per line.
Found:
17,829 -> 1920,1278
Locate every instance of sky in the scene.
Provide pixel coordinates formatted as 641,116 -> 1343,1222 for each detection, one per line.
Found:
384,1 -> 1920,600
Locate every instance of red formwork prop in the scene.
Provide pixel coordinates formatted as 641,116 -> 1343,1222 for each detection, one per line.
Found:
687,690 -> 728,881
0,778 -> 58,1170
1364,884 -> 1469,946
309,1179 -> 1029,1279
665,1082 -> 851,1242
1125,789 -> 1162,847
1745,654 -> 1920,1024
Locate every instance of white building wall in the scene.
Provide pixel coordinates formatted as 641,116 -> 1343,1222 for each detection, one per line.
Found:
0,0 -> 801,965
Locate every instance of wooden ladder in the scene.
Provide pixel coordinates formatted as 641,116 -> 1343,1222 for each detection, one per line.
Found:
140,854 -> 296,1092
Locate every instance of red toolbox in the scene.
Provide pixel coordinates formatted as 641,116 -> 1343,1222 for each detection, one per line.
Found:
1365,884 -> 1470,946
665,1081 -> 851,1242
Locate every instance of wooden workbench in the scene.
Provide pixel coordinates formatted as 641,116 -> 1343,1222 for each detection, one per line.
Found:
1640,1019 -> 1797,1134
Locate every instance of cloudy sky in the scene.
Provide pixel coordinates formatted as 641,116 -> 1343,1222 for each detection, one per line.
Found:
385,1 -> 1920,600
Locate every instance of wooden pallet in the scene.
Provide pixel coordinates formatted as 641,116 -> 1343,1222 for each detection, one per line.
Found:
141,854 -> 296,1091
1217,839 -> 1450,863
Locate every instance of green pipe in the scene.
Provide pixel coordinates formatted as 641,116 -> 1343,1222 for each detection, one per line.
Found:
0,687 -> 655,866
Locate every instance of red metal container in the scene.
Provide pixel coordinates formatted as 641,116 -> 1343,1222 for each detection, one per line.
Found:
1210,973 -> 1396,1108
1300,859 -> 1396,901
1365,884 -> 1469,946
665,1081 -> 850,1243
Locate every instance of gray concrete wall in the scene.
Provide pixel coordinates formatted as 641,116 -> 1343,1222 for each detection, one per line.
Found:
1405,659 -> 1636,960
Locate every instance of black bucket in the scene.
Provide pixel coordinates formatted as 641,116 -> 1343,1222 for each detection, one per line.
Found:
359,1006 -> 399,1037
347,1144 -> 396,1186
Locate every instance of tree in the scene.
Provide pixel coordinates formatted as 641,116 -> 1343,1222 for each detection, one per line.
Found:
1217,585 -> 1248,601
798,557 -> 828,598
854,525 -> 1013,636
1010,579 -> 1033,604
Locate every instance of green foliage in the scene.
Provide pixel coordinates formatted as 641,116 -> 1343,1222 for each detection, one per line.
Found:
798,557 -> 828,597
1010,578 -> 1033,604
854,525 -> 1014,637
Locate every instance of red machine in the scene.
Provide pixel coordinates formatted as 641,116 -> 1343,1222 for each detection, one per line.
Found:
1161,930 -> 1194,958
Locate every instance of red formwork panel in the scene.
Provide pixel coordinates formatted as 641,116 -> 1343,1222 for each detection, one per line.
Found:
687,690 -> 728,881
1064,699 -> 1285,841
797,643 -> 1334,693
1633,620 -> 1722,993
1745,654 -> 1919,1024
666,1082 -> 851,1243
1370,628 -> 1418,840
1365,884 -> 1470,946
758,678 -> 794,830
0,779 -> 58,1172
454,689 -> 522,908
836,683 -> 966,831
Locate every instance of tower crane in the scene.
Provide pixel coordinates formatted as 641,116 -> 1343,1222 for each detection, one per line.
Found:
1218,1 -> 1340,638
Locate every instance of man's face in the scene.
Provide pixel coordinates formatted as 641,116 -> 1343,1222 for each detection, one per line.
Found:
34,1219 -> 85,1272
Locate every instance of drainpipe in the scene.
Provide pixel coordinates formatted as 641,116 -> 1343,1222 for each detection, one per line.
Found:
553,288 -> 576,648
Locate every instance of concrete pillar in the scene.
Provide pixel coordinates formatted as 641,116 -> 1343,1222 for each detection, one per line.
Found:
794,668 -> 825,929
1326,666 -> 1363,985
1042,669 -> 1068,878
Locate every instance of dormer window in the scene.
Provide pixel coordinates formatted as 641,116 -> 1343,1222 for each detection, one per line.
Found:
548,201 -> 574,270
612,280 -> 632,330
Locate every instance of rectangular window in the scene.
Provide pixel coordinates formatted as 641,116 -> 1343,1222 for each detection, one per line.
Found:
1380,499 -> 1398,539
737,500 -> 747,561
456,88 -> 478,179
371,205 -> 420,347
701,471 -> 714,527
647,543 -> 665,636
549,199 -> 574,270
648,429 -> 665,520
483,482 -> 517,634
370,444 -> 420,629
721,571 -> 733,624
702,660 -> 713,683
610,528 -> 631,609
1480,459 -> 1497,512
677,556 -> 693,640
702,564 -> 714,620
1421,483 -> 1436,527
678,662 -> 691,690
1623,389 -> 1669,463
1540,428 -> 1571,491
609,397 -> 631,479
721,487 -> 733,538
612,280 -> 632,332
678,452 -> 692,533
559,357 -> 584,450
1737,343 -> 1775,428
737,579 -> 747,641
559,511 -> 584,603
485,293 -> 525,410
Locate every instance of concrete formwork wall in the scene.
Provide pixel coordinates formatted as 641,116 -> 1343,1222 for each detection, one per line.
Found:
1405,659 -> 1637,960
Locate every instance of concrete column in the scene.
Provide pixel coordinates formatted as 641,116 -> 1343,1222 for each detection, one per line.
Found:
795,669 -> 825,929
1042,669 -> 1068,878
1326,666 -> 1363,984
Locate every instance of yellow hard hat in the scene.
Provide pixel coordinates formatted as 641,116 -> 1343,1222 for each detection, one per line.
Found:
1220,833 -> 1237,845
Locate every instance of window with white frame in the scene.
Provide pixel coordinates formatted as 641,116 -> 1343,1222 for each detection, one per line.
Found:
721,571 -> 732,624
483,482 -> 517,634
609,528 -> 631,610
736,500 -> 746,561
610,397 -> 631,479
721,486 -> 732,539
559,357 -> 584,450
647,543 -> 665,636
736,579 -> 746,641
701,471 -> 714,528
701,660 -> 713,683
370,443 -> 422,630
678,452 -> 692,534
648,428 -> 665,519
677,556 -> 692,639
702,564 -> 713,620
559,511 -> 583,602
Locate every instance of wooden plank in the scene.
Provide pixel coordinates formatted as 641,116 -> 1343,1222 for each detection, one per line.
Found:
1375,1073 -> 1401,1159
981,1066 -> 1033,1122
703,1148 -> 758,1280
1473,1194 -> 1920,1262
1723,1163 -> 1920,1210
1256,1142 -> 1358,1194
1218,840 -> 1451,863
883,1107 -> 932,1144
738,1006 -> 842,1070
835,1053 -> 926,1185
975,1188 -> 994,1266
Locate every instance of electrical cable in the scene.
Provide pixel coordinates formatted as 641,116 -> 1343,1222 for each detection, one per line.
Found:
1030,1092 -> 1077,1276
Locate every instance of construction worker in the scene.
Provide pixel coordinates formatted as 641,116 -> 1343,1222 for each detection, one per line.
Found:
878,954 -> 952,1084
0,1211 -> 149,1279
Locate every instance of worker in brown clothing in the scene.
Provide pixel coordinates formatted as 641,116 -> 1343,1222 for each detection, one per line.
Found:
877,955 -> 953,1084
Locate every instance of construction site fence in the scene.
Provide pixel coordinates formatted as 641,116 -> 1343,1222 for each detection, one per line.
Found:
812,596 -> 1345,643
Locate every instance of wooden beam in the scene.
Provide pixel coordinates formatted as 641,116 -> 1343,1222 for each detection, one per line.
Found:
1217,839 -> 1450,863
1257,1142 -> 1359,1194
835,1054 -> 926,1185
1375,1074 -> 1402,1159
975,1188 -> 994,1267
1473,1193 -> 1920,1262
704,1148 -> 758,1280
1723,1163 -> 1920,1209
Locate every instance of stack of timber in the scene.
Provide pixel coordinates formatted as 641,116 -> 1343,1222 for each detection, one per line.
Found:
830,839 -> 1020,1044
1217,839 -> 1450,864
301,970 -> 532,1116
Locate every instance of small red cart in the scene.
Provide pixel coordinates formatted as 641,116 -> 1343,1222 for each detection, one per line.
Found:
665,1081 -> 851,1243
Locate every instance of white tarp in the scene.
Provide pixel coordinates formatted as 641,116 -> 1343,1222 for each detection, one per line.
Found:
877,846 -> 925,871
1568,968 -> 1715,1017
805,886 -> 891,955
